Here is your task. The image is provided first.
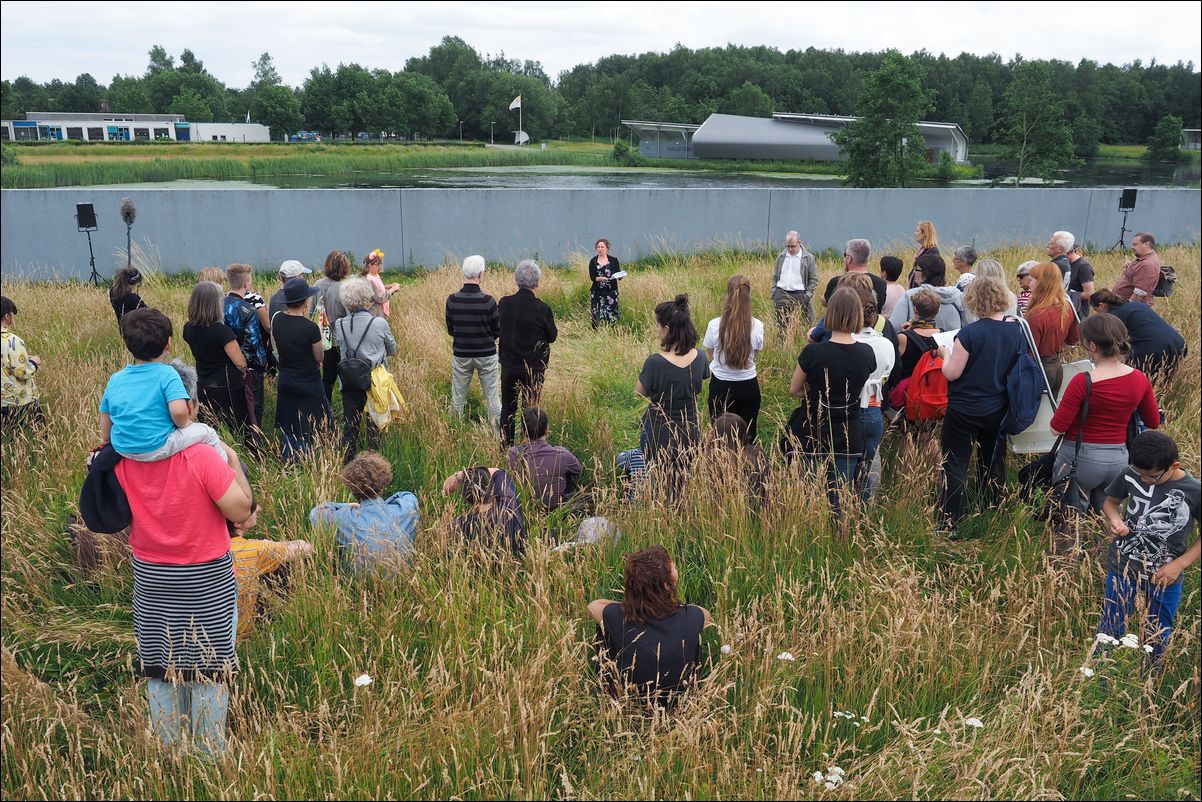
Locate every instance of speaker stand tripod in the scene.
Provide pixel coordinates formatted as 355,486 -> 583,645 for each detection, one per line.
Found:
84,228 -> 103,287
1113,209 -> 1132,250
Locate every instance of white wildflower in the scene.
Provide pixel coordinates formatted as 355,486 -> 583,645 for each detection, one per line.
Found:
720,644 -> 732,655
828,767 -> 845,777
1095,633 -> 1119,646
1079,666 -> 1095,678
813,771 -> 825,783
965,717 -> 984,729
353,673 -> 373,687
756,768 -> 763,774
933,729 -> 942,735
1142,644 -> 1154,654
824,781 -> 837,790
777,651 -> 796,661
1120,633 -> 1140,649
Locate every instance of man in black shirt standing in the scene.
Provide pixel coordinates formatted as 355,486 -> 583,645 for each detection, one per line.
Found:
446,255 -> 502,436
822,238 -> 888,312
497,260 -> 558,445
1067,244 -> 1096,319
1046,230 -> 1074,289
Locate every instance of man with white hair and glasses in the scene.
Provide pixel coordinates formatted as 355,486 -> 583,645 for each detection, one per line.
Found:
497,259 -> 558,446
446,254 -> 502,436
1046,230 -> 1075,289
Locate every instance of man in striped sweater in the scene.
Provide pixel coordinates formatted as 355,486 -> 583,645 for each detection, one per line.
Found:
446,254 -> 502,436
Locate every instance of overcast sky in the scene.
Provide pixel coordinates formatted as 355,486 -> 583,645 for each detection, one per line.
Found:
2,1 -> 1199,88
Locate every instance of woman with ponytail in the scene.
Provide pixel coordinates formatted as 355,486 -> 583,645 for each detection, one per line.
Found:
636,294 -> 710,474
1049,313 -> 1160,513
703,275 -> 764,439
110,267 -> 147,323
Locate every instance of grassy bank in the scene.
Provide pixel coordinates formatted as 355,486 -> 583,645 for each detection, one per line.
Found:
973,142 -> 1201,163
2,243 -> 1199,799
1,140 -> 980,187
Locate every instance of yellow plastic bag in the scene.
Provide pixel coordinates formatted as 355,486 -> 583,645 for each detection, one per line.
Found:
366,364 -> 409,430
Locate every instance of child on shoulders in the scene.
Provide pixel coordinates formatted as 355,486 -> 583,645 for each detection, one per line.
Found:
99,307 -> 224,462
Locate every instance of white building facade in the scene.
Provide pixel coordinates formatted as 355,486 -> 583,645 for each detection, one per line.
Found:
1,112 -> 271,143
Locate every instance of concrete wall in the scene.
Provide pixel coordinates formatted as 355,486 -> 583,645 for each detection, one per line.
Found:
2,187 -> 1198,280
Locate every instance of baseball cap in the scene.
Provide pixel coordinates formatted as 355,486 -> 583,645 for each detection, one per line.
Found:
279,260 -> 311,278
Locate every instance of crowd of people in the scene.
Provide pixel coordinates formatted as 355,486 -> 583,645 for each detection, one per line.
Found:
0,221 -> 1197,754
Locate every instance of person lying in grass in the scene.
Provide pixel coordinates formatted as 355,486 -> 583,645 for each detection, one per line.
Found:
1096,431 -> 1200,665
310,451 -> 419,574
443,466 -> 527,558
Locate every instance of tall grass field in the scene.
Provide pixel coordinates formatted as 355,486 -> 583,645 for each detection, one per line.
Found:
2,244 -> 1199,799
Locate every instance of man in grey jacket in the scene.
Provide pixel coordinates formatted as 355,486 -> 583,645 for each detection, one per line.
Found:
771,230 -> 819,334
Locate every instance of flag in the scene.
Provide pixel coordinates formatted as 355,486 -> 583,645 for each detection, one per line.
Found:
509,95 -> 522,111
245,110 -> 251,123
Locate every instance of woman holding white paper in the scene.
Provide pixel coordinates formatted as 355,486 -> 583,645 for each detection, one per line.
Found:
589,238 -> 623,327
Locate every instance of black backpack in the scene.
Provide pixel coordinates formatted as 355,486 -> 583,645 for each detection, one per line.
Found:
337,316 -> 376,391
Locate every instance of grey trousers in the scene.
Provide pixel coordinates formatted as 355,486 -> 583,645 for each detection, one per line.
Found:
771,286 -> 814,332
450,354 -> 501,433
1053,441 -> 1128,514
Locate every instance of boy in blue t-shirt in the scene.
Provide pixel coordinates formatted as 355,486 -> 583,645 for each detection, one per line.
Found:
1097,431 -> 1201,664
99,307 -> 222,461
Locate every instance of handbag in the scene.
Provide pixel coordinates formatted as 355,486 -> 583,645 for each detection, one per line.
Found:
337,316 -> 375,391
1019,374 -> 1091,501
1048,373 -> 1093,504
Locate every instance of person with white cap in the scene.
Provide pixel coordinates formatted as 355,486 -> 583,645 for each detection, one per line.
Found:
269,260 -> 313,320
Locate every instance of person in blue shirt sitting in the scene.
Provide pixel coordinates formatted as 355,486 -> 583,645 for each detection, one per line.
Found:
310,451 -> 419,574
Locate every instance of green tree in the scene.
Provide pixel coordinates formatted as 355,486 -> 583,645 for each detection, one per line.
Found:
59,73 -> 104,113
829,51 -> 932,187
998,61 -> 1075,183
6,76 -> 48,117
250,53 -> 282,89
168,87 -> 213,122
724,81 -> 774,117
252,84 -> 302,140
1146,114 -> 1185,161
146,45 -> 175,76
106,75 -> 153,114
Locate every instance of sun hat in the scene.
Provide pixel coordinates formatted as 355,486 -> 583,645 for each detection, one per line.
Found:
281,277 -> 321,305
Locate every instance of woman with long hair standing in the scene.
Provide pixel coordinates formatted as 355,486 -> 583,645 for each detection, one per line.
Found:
1025,261 -> 1080,396
703,274 -> 764,440
907,220 -> 940,288
588,238 -> 622,328
110,267 -> 147,323
182,281 -> 253,445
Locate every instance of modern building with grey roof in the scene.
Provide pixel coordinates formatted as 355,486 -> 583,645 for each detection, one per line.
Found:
623,112 -> 969,163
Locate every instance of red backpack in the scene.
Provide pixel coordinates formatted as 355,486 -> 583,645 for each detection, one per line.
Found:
905,347 -> 948,421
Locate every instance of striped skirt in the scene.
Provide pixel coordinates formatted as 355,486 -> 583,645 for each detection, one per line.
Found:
132,552 -> 238,681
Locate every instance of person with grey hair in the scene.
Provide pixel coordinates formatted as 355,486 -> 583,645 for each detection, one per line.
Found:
771,230 -> 819,334
952,245 -> 978,292
822,238 -> 888,312
446,254 -> 502,436
497,260 -> 558,445
1046,230 -> 1075,288
337,276 -> 397,462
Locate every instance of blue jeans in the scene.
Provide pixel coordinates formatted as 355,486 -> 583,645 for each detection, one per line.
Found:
858,406 -> 884,501
1096,570 -> 1183,663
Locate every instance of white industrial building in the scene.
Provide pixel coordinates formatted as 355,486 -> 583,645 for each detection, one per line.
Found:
624,112 -> 969,164
1,112 -> 271,143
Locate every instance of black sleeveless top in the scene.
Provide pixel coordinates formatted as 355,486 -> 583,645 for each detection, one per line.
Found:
599,603 -> 705,706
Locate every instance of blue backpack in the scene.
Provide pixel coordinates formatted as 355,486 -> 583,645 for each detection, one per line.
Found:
1002,325 -> 1043,436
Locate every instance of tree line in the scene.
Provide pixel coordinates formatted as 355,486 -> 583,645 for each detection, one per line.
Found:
2,37 -> 1198,153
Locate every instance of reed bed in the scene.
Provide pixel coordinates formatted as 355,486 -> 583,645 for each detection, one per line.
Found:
1,244 -> 1199,799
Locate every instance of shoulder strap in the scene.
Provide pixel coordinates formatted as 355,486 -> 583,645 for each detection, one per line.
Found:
1067,373 -> 1092,468
343,315 -> 374,359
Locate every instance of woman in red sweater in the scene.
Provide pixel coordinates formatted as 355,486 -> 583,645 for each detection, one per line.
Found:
1025,262 -> 1080,396
1050,313 -> 1159,514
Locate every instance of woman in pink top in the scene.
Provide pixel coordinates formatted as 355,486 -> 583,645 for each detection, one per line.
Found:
1049,313 -> 1159,514
116,361 -> 256,755
362,249 -> 400,317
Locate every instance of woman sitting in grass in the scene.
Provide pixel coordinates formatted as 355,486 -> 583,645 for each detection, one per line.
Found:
587,545 -> 712,709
